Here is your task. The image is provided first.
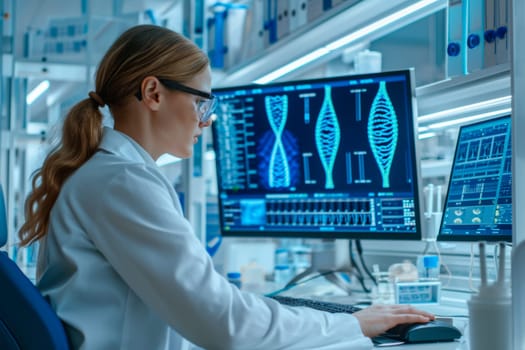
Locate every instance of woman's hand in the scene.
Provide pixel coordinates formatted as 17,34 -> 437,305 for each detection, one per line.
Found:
352,304 -> 435,338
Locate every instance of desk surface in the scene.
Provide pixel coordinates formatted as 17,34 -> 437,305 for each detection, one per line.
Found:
264,276 -> 471,349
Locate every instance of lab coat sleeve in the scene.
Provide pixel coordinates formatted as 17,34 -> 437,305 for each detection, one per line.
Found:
89,165 -> 373,350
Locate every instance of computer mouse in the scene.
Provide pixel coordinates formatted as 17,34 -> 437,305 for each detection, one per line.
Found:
385,319 -> 462,343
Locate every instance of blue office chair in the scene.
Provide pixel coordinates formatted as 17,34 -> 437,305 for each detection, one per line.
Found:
0,184 -> 71,350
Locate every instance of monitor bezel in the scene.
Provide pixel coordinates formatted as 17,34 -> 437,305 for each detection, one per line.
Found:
437,114 -> 513,243
211,69 -> 425,240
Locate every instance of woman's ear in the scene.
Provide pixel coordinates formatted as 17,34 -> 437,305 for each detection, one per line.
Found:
199,119 -> 213,128
140,76 -> 162,111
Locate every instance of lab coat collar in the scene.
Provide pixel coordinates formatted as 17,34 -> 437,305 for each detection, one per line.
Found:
98,127 -> 158,168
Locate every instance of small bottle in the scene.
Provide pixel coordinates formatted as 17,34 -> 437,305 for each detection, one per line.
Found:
227,272 -> 242,289
274,264 -> 292,286
417,255 -> 439,280
423,255 -> 440,280
291,246 -> 312,274
274,248 -> 290,266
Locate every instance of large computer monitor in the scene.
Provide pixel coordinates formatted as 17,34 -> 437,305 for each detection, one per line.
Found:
211,69 -> 423,240
438,115 -> 512,242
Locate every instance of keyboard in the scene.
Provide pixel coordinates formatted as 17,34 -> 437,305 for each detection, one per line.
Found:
268,295 -> 362,314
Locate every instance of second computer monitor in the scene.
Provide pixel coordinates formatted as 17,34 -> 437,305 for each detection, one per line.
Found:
212,69 -> 423,240
438,115 -> 512,242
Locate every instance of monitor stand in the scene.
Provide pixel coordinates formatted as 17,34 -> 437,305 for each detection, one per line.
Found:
286,239 -> 353,295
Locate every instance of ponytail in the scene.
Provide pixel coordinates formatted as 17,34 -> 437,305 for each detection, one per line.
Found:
18,24 -> 209,246
18,98 -> 103,246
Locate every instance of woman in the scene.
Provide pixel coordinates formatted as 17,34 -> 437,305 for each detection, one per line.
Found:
19,24 -> 433,350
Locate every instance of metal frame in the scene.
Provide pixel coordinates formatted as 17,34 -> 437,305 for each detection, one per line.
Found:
512,0 -> 524,246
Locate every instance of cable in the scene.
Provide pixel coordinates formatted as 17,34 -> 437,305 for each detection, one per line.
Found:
348,240 -> 363,280
275,240 -> 376,296
355,239 -> 377,285
349,240 -> 372,293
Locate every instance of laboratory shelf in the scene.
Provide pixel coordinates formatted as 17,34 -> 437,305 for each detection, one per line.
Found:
213,0 -> 447,87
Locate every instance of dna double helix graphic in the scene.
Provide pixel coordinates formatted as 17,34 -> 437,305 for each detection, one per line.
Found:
266,95 -> 291,188
368,81 -> 399,188
315,85 -> 341,189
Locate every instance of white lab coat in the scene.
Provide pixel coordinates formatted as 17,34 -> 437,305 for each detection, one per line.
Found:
36,127 -> 373,350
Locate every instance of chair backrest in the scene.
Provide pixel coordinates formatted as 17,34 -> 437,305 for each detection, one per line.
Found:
0,183 -> 7,247
0,184 -> 71,350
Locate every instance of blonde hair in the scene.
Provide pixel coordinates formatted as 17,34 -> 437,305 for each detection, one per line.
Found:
18,25 -> 209,246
